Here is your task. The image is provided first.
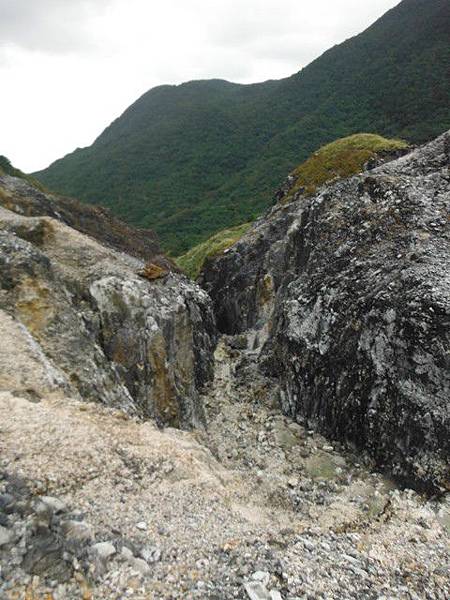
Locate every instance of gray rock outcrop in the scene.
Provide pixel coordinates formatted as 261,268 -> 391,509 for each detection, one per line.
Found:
201,131 -> 450,491
0,174 -> 172,267
0,178 -> 216,428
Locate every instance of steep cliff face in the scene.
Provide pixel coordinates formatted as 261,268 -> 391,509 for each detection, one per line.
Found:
0,177 -> 216,428
201,132 -> 450,491
199,201 -> 297,338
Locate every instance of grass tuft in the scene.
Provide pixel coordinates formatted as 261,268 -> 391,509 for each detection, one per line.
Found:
176,222 -> 252,279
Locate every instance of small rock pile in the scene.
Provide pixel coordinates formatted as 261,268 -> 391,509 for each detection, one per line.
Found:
0,472 -> 169,598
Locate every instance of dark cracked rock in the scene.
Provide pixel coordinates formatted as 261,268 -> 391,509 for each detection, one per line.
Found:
21,531 -> 71,582
201,131 -> 450,492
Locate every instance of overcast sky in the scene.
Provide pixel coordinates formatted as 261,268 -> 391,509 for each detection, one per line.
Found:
0,0 -> 400,172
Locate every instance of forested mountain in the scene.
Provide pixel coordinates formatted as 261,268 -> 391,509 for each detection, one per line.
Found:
35,0 -> 450,254
176,133 -> 408,279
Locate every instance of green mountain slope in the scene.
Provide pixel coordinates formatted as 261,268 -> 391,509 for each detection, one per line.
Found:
177,132 -> 409,278
34,0 -> 450,254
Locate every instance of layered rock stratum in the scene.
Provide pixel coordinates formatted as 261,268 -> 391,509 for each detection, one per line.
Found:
201,131 -> 450,493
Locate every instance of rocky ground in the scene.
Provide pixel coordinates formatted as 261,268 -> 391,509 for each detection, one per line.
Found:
1,335 -> 449,599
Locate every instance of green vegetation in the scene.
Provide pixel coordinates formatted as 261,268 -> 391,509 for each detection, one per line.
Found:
34,0 -> 450,254
284,134 -> 408,200
0,156 -> 46,191
177,133 -> 407,277
176,222 -> 251,279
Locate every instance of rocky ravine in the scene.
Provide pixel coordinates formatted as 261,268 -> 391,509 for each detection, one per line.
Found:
0,335 -> 449,599
0,135 -> 449,599
201,131 -> 450,493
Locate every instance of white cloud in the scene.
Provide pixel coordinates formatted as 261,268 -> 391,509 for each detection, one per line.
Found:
0,0 -> 112,54
0,0 -> 400,172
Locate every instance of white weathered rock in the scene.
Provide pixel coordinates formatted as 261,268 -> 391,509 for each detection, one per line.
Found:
140,545 -> 161,563
0,176 -> 217,429
91,541 -> 116,560
0,526 -> 12,547
244,581 -> 272,600
252,571 -> 270,586
120,546 -> 134,561
131,557 -> 151,575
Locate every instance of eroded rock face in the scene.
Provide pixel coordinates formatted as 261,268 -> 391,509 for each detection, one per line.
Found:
0,174 -> 173,268
202,132 -> 450,491
0,181 -> 216,428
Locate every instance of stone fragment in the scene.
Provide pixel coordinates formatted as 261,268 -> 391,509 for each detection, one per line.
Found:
40,496 -> 67,515
252,571 -> 270,586
91,541 -> 116,561
140,545 -> 161,563
0,494 -> 15,514
244,581 -> 272,600
137,262 -> 168,281
131,557 -> 151,575
121,546 -> 134,561
60,520 -> 93,548
436,500 -> 450,535
0,525 -> 13,547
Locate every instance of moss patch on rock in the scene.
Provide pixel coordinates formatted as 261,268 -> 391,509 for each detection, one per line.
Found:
282,134 -> 408,202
